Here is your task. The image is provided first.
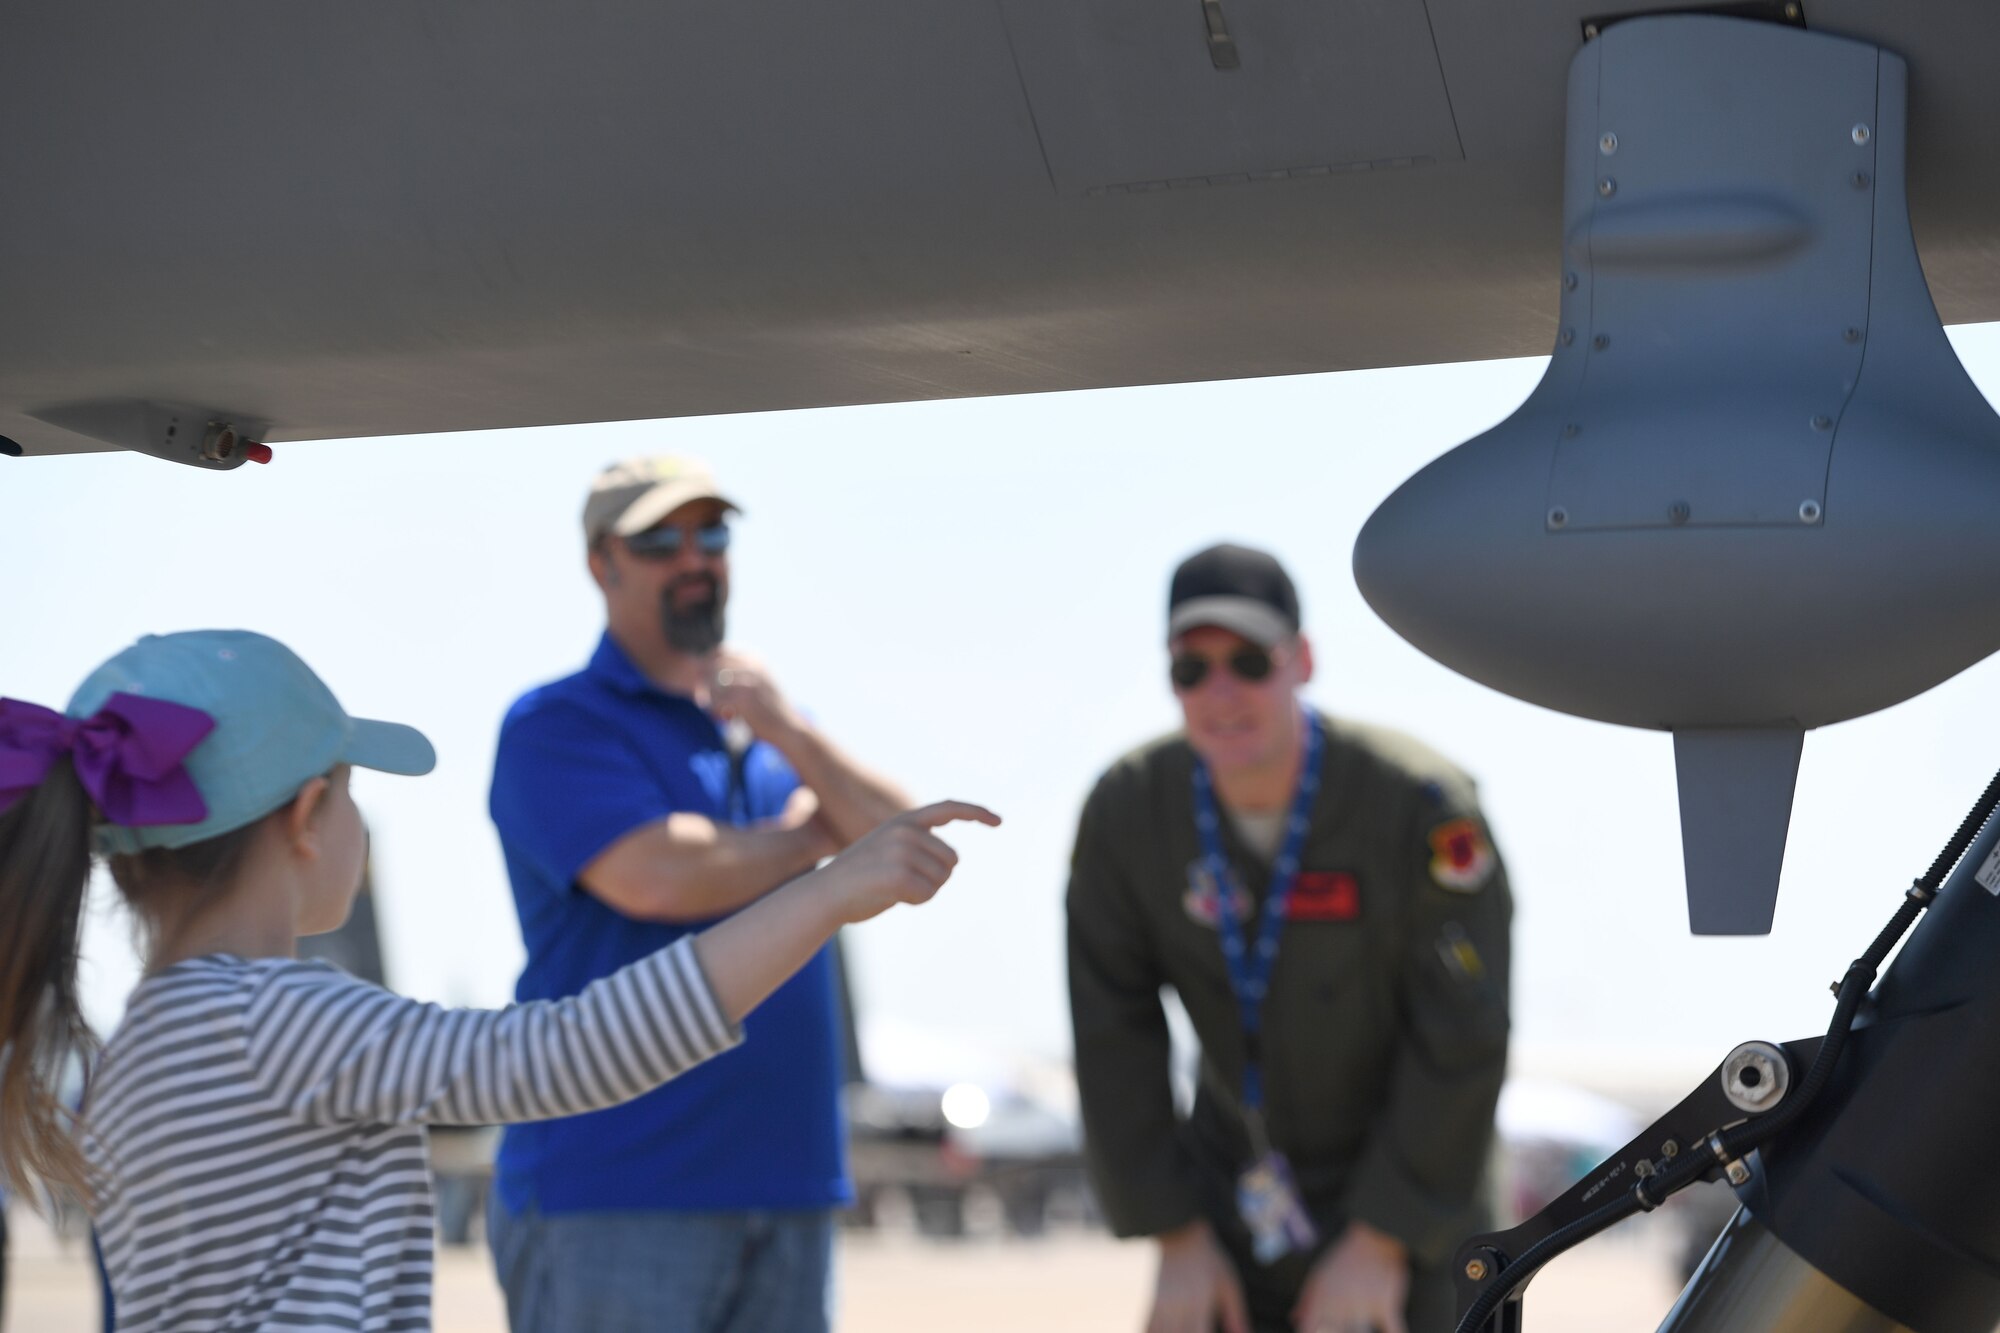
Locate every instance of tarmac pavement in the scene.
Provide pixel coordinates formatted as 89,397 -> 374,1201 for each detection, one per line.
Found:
3,1204 -> 1685,1332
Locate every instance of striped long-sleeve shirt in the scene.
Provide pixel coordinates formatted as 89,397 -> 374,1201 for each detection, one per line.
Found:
82,937 -> 740,1333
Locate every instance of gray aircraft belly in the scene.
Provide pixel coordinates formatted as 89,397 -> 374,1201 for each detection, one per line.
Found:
5,1 -> 2000,456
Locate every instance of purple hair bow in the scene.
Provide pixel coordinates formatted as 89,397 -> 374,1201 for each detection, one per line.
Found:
0,693 -> 214,826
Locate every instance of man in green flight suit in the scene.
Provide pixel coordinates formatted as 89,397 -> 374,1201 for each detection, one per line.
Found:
1066,543 -> 1513,1333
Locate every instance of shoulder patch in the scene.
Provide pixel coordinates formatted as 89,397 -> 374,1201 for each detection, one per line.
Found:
1428,818 -> 1496,893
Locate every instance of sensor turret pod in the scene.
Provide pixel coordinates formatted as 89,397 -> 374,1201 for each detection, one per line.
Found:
1355,16 -> 2000,933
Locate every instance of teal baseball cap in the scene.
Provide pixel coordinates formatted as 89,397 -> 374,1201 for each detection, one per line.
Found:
67,630 -> 436,854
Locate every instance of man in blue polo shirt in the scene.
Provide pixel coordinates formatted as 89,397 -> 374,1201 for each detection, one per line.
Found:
486,455 -> 911,1333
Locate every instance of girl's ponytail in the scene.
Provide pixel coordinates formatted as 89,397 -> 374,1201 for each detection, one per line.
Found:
0,755 -> 99,1200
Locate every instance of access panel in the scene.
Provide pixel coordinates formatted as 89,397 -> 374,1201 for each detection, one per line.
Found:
999,0 -> 1463,194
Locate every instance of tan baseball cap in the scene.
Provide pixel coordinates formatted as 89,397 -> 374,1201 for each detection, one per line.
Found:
582,455 -> 741,545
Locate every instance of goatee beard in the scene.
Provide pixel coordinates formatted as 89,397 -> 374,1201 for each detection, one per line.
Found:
663,578 -> 726,656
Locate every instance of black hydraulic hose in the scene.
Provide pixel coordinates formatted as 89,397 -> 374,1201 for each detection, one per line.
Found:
1727,764 -> 2000,1157
1917,765 -> 2000,891
1720,954 -> 1874,1154
1452,763 -> 2000,1333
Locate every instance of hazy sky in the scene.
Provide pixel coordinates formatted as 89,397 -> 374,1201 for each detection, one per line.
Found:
9,325 -> 2000,1092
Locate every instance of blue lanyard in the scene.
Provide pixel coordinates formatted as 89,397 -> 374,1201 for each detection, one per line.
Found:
1191,710 -> 1323,1117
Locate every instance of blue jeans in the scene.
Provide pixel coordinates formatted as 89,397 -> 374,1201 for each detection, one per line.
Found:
488,1195 -> 835,1333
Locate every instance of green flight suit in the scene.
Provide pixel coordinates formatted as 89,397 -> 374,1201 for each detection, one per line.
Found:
1066,712 -> 1513,1332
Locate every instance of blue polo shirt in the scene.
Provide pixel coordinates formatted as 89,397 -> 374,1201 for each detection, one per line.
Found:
488,634 -> 850,1214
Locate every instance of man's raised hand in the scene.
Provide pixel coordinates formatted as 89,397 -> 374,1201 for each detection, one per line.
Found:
708,650 -> 801,743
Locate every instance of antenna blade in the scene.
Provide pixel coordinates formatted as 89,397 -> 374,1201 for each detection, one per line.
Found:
1675,727 -> 1804,935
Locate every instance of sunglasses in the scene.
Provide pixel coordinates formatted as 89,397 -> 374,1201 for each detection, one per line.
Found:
623,522 -> 731,560
1170,645 -> 1275,690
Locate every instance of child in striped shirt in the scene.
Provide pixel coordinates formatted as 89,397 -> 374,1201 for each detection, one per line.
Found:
0,629 -> 996,1332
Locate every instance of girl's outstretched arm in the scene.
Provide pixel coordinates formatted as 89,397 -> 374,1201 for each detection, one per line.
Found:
218,801 -> 997,1129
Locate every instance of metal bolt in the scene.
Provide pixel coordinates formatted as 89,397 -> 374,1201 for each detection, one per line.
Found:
1726,1159 -> 1753,1186
1598,177 -> 1618,198
1853,123 -> 1871,145
1800,499 -> 1823,523
1600,132 -> 1619,155
1662,1140 -> 1681,1159
1811,414 -> 1833,431
1559,328 -> 1576,347
1548,507 -> 1569,529
1853,170 -> 1872,189
1465,1258 -> 1490,1282
1722,1041 -> 1792,1112
1564,271 -> 1579,292
1634,1159 -> 1655,1179
1783,2 -> 1801,19
1730,1060 -> 1776,1102
1583,22 -> 1601,39
1593,334 -> 1610,350
1668,501 -> 1692,525
1843,327 -> 1862,343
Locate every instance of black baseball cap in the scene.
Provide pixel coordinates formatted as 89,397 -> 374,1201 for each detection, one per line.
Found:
1167,544 -> 1302,647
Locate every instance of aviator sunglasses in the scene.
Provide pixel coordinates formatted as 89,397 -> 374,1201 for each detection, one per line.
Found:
623,522 -> 732,560
1169,644 -> 1276,690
